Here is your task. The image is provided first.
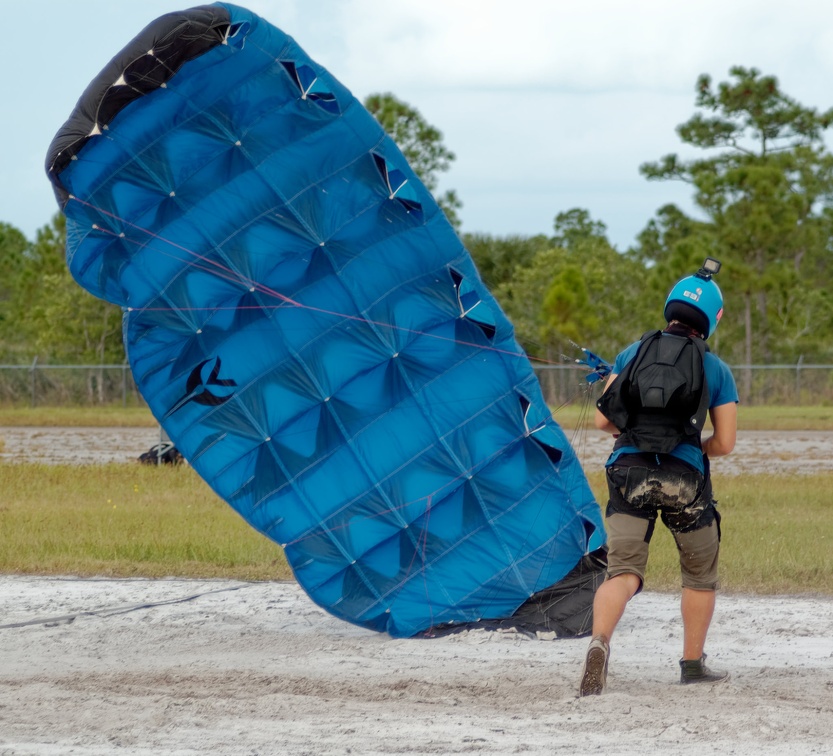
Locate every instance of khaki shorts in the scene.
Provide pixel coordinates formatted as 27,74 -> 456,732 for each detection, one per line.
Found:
603,453 -> 721,591
605,513 -> 720,590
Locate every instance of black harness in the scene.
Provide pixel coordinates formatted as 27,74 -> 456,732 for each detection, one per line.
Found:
597,329 -> 710,455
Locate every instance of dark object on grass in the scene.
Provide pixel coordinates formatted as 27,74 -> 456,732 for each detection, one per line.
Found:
139,442 -> 183,466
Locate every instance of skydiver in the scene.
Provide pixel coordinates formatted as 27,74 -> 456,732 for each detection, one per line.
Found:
579,258 -> 738,696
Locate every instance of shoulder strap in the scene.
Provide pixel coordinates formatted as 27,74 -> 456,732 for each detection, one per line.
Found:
688,336 -> 710,432
595,331 -> 662,428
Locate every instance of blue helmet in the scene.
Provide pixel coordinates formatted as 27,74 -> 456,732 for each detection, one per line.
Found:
663,260 -> 724,339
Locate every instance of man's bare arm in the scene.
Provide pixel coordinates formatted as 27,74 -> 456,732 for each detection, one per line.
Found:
702,402 -> 737,457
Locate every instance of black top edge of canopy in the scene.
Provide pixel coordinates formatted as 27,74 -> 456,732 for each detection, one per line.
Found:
45,4 -> 232,209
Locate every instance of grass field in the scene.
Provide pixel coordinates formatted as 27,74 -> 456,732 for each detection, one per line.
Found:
2,403 -> 830,593
1,459 -> 831,595
553,402 -> 833,431
585,470 -> 833,594
0,463 -> 289,581
2,403 -> 833,430
0,406 -> 157,428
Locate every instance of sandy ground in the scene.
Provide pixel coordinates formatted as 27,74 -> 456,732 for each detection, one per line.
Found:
3,428 -> 833,754
0,427 -> 163,466
3,426 -> 833,475
2,577 -> 833,755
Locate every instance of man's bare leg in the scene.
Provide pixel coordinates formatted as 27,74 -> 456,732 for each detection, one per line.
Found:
681,587 -> 715,660
591,573 -> 641,642
579,573 -> 641,696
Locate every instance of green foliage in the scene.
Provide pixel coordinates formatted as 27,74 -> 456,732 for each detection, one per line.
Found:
639,67 -> 833,373
492,246 -> 564,355
29,271 -> 123,364
0,222 -> 30,356
552,208 -> 609,249
463,232 -> 550,289
487,209 -> 654,362
0,214 -> 125,374
542,263 -> 598,344
364,92 -> 462,228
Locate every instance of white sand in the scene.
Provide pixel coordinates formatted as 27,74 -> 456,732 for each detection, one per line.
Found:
2,577 -> 833,755
4,426 -> 833,476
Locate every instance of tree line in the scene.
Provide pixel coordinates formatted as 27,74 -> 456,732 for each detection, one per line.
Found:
2,67 -> 833,404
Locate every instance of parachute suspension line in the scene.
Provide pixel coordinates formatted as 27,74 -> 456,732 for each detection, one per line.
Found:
284,378 -> 563,625
76,198 -> 302,310
491,388 -> 602,626
462,466 -> 571,623
545,340 -> 612,473
273,396 -> 584,628
286,414 -> 558,629
463,381 -> 603,623
408,493 -> 436,632
72,196 -> 580,370
568,385 -> 598,479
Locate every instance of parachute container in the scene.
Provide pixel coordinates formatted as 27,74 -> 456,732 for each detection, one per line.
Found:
46,3 -> 604,637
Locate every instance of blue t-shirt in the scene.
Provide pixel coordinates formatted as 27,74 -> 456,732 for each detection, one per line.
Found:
605,336 -> 739,474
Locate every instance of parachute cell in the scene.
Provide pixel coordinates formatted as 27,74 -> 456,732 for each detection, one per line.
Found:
46,3 -> 605,638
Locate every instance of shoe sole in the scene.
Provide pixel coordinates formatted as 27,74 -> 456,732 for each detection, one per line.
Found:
681,672 -> 730,685
579,646 -> 608,696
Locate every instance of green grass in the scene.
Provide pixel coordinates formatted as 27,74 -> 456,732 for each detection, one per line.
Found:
0,406 -> 156,427
0,463 -> 289,580
1,462 -> 831,595
4,403 -> 833,430
1,402 -> 830,591
554,402 -> 833,431
727,405 -> 833,430
586,470 -> 833,594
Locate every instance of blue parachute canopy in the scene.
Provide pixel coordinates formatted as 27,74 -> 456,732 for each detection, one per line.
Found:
46,3 -> 605,638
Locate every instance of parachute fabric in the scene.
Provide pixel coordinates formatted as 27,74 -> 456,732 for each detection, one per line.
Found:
46,3 -> 605,638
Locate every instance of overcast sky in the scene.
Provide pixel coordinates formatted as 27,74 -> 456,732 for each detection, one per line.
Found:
8,0 -> 833,249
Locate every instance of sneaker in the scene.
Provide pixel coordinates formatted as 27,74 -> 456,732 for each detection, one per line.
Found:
679,653 -> 729,685
579,635 -> 610,696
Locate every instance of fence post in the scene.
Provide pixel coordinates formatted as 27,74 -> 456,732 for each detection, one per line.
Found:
795,355 -> 804,405
122,362 -> 128,407
29,356 -> 38,408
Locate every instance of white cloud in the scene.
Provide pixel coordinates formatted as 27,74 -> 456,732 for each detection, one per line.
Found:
7,0 -> 833,246
263,0 -> 833,97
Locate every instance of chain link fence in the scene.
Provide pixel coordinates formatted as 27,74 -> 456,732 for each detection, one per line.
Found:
533,362 -> 833,407
0,361 -> 832,408
0,362 -> 143,407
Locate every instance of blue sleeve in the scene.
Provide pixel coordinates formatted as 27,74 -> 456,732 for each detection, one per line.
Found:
705,354 -> 739,407
612,341 -> 640,374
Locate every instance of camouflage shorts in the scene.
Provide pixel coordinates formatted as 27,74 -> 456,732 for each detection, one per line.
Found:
605,452 -> 714,533
603,453 -> 721,590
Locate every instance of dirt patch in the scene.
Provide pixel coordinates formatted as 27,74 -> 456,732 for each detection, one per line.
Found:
571,429 -> 833,476
2,577 -> 832,754
0,426 -> 161,465
2,427 -> 833,475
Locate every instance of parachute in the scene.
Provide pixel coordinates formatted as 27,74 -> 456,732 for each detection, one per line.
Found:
46,3 -> 605,638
